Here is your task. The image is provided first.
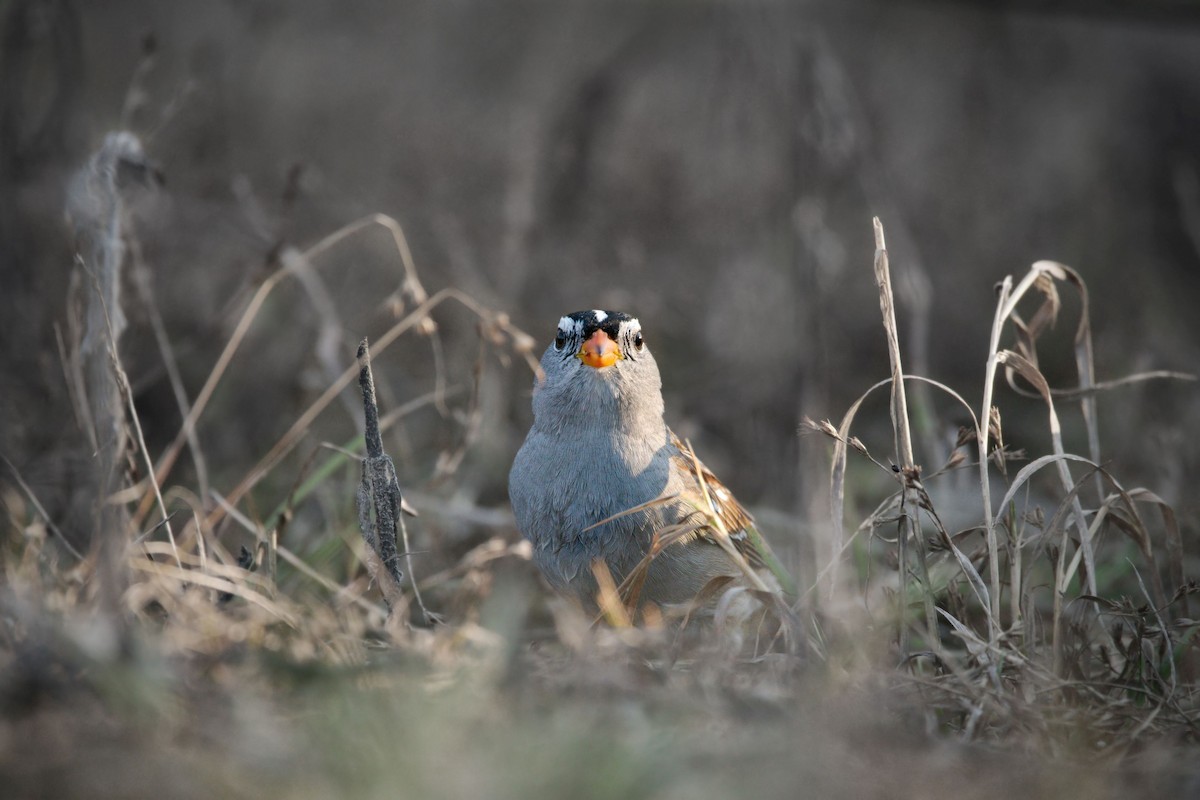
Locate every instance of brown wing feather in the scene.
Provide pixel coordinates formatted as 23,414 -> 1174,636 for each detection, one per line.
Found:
667,430 -> 768,571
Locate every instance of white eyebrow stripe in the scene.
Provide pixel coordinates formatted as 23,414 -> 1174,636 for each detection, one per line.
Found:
557,316 -> 582,335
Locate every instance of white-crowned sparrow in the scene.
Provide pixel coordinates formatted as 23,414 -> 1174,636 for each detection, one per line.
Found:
509,309 -> 796,610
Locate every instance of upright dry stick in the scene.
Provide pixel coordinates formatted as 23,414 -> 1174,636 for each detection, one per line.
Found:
355,339 -> 405,611
74,136 -> 183,576
872,218 -> 939,653
65,131 -> 159,652
355,339 -> 435,623
67,134 -> 139,534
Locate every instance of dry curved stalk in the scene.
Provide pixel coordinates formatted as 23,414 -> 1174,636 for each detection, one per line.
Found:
128,558 -> 298,626
135,212 -> 539,527
997,350 -> 1095,602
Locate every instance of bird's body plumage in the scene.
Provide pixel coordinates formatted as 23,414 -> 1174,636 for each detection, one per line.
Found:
509,310 -> 793,608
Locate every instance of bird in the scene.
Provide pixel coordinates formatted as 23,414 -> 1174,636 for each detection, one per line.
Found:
509,309 -> 796,612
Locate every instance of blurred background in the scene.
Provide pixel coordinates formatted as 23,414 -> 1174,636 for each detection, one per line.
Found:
3,0 -> 1198,562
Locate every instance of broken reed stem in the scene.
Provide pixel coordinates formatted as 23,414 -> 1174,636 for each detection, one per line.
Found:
356,339 -> 405,610
355,339 -> 435,623
872,218 -> 939,653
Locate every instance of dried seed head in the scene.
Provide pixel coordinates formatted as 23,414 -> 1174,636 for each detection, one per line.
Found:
955,425 -> 977,448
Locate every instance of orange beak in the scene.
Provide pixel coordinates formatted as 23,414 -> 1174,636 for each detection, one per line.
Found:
577,330 -> 622,368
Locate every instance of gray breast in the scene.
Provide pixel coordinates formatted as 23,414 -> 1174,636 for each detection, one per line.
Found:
510,422 -> 674,597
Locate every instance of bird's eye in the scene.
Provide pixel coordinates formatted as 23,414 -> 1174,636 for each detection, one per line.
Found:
633,332 -> 644,351
553,333 -> 567,351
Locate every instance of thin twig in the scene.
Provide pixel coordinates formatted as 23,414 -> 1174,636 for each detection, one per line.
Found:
128,234 -> 211,503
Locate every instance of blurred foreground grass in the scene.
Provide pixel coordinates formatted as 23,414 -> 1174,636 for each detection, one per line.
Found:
1,534 -> 1196,800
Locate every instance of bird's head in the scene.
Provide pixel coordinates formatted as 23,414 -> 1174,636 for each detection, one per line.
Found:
532,309 -> 663,426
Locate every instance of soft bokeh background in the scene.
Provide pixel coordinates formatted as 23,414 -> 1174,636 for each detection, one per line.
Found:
3,3 -> 1200,797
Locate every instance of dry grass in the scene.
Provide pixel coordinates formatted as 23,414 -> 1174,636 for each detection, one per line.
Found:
1,133 -> 1198,798
804,223 -> 1198,754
